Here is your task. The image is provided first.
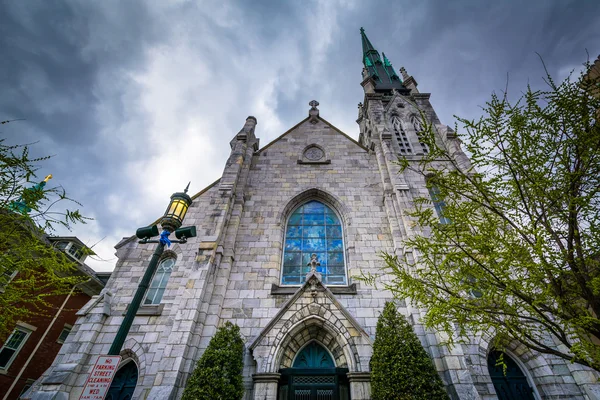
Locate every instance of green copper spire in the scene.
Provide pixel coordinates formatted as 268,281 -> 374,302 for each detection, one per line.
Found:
360,27 -> 378,58
360,27 -> 381,65
382,52 -> 392,67
359,28 -> 406,92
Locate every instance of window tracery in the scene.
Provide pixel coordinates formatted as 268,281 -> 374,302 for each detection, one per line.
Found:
391,116 -> 413,155
410,114 -> 429,154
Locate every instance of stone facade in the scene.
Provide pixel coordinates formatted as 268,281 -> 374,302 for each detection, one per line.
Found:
26,33 -> 600,400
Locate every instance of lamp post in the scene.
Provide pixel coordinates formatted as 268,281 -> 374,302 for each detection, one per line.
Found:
108,184 -> 196,356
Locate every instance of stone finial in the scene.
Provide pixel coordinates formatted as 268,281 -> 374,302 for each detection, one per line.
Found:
400,66 -> 410,81
308,100 -> 319,124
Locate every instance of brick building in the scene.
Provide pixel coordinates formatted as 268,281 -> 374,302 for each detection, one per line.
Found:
27,30 -> 600,400
0,237 -> 105,400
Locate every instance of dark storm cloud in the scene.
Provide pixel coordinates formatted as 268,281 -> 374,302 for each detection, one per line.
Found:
0,0 -> 597,271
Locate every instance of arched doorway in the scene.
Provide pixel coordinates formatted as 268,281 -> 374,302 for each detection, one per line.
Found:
106,361 -> 138,400
279,341 -> 349,400
487,350 -> 536,400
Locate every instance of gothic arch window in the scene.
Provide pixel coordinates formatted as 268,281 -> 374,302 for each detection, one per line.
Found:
410,114 -> 429,154
391,116 -> 413,155
282,200 -> 346,286
144,257 -> 175,305
107,360 -> 138,400
427,183 -> 451,225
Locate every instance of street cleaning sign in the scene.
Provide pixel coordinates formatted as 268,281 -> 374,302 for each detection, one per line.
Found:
79,355 -> 122,400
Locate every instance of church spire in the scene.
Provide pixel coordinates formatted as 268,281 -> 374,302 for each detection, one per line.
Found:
359,28 -> 406,93
360,27 -> 381,64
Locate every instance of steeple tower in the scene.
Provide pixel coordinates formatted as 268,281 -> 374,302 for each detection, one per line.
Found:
360,27 -> 407,93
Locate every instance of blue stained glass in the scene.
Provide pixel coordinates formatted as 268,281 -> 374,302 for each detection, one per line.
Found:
283,266 -> 301,275
325,214 -> 340,225
289,214 -> 303,225
328,266 -> 345,276
326,226 -> 342,238
304,214 -> 325,225
286,226 -> 302,238
283,275 -> 302,284
303,201 -> 325,213
303,238 -> 325,251
305,226 -> 325,238
326,275 -> 346,284
328,252 -> 344,265
282,201 -> 346,286
327,239 -> 343,251
285,239 -> 302,251
284,253 -> 301,266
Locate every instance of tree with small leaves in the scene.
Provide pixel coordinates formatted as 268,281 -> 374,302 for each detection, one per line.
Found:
371,302 -> 449,400
375,59 -> 600,372
0,128 -> 90,340
182,321 -> 245,400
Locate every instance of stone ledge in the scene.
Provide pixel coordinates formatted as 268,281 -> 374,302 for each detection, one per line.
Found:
347,372 -> 371,382
123,303 -> 164,316
252,372 -> 281,383
270,283 -> 357,295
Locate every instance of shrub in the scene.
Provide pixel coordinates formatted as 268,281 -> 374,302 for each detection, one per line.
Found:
182,321 -> 245,400
371,302 -> 449,400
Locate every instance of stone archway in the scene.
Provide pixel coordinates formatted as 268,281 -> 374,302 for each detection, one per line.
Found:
278,323 -> 348,370
249,273 -> 372,400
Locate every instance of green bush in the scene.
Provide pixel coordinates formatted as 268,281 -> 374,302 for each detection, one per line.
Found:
182,321 -> 245,400
371,302 -> 449,400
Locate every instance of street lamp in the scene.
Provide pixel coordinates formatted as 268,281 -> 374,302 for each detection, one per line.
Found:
108,183 -> 196,356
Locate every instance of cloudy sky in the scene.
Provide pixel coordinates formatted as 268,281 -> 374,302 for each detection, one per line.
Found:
1,0 -> 598,272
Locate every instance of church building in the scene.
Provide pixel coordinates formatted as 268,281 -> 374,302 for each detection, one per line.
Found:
26,29 -> 600,400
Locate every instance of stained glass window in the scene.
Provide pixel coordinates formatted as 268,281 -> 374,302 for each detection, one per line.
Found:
144,258 -> 175,305
428,185 -> 451,225
282,201 -> 346,285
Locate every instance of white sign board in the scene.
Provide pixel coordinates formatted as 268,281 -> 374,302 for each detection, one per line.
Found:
79,355 -> 122,400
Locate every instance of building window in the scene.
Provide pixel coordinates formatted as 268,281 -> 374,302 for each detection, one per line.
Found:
0,268 -> 17,291
410,114 -> 429,154
391,116 -> 413,155
57,325 -> 72,344
282,200 -> 346,286
144,258 -> 175,305
66,245 -> 84,260
0,327 -> 32,371
54,241 -> 85,262
428,185 -> 451,224
18,379 -> 36,398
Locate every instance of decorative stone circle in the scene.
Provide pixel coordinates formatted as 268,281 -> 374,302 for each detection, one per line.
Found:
304,146 -> 324,161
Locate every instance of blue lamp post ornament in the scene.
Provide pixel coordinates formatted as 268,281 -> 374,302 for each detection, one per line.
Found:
108,183 -> 196,356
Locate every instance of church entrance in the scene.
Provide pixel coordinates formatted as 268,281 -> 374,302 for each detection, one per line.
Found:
278,342 -> 350,400
487,350 -> 536,400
